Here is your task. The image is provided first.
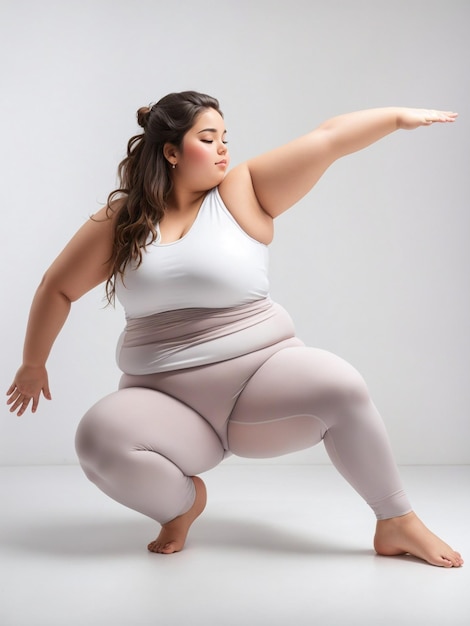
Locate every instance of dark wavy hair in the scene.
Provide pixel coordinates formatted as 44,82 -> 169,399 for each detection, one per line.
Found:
104,90 -> 223,303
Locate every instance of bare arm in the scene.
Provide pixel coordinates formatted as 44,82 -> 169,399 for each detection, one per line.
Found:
7,205 -> 116,416
245,107 -> 458,218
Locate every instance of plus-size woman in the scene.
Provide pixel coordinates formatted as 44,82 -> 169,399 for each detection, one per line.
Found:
7,91 -> 463,567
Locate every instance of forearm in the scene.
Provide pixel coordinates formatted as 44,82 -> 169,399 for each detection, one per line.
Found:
318,107 -> 405,159
22,280 -> 72,367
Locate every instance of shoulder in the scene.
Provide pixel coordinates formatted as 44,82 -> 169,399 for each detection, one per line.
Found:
40,197 -> 126,301
57,197 -> 124,265
90,195 -> 125,227
218,164 -> 273,245
80,196 -> 125,245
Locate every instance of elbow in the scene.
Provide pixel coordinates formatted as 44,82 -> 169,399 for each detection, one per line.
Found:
305,128 -> 341,165
37,272 -> 74,305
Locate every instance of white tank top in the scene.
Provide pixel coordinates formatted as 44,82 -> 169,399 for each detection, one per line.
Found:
116,187 -> 270,318
115,188 -> 297,374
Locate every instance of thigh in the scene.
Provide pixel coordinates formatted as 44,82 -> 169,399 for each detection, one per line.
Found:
76,387 -> 225,476
227,346 -> 367,458
119,337 -> 303,451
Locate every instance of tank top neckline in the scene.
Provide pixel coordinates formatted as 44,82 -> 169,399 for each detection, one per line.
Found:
155,188 -> 214,247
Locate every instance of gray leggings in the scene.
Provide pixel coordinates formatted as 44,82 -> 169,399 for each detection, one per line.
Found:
75,337 -> 411,524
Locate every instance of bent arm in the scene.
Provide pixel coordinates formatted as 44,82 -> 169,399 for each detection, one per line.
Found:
246,107 -> 457,218
7,206 -> 116,415
22,282 -> 72,368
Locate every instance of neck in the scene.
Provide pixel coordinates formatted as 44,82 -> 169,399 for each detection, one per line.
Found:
165,186 -> 208,213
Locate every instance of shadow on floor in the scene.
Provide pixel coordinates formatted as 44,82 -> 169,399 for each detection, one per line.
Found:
3,513 -> 378,560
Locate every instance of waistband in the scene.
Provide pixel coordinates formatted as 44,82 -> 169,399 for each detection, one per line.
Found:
116,298 -> 296,374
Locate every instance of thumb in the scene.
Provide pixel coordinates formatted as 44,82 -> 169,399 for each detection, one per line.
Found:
43,383 -> 52,400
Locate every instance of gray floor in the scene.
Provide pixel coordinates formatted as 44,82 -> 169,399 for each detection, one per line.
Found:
1,464 -> 469,626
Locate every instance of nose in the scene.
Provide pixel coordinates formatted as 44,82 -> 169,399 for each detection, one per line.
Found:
218,140 -> 227,154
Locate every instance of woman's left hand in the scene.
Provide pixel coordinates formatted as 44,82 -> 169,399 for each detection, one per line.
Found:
398,108 -> 458,130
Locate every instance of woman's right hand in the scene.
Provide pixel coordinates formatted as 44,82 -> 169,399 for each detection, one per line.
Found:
6,364 -> 52,416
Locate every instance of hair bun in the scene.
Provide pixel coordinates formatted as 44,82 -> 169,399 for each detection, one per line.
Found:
137,106 -> 152,129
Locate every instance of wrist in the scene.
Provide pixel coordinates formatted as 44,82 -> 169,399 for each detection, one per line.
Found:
389,107 -> 403,130
21,361 -> 47,370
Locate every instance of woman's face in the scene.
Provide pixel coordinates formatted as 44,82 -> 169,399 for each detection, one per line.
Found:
175,108 -> 230,191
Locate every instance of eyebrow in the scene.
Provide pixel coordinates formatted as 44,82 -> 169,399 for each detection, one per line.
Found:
197,128 -> 227,134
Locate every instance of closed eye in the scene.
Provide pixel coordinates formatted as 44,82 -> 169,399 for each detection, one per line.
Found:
201,139 -> 229,144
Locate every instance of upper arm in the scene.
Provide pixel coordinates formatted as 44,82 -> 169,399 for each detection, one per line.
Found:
246,129 -> 336,218
41,205 -> 116,302
218,164 -> 274,244
219,132 -> 333,241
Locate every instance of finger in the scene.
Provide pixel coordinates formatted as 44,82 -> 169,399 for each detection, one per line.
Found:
16,399 -> 30,417
426,110 -> 458,124
31,395 -> 39,413
9,396 -> 23,412
6,383 -> 17,395
9,395 -> 31,415
43,384 -> 52,400
9,399 -> 22,413
6,391 -> 20,406
440,112 -> 458,122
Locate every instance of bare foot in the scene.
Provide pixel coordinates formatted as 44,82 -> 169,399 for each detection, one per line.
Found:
374,511 -> 464,568
147,476 -> 207,554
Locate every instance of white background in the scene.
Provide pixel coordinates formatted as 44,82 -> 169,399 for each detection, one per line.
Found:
1,0 -> 468,465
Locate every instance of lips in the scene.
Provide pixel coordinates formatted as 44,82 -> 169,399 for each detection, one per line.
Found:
216,160 -> 227,166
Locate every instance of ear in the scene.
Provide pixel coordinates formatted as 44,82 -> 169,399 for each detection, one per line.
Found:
163,143 -> 179,167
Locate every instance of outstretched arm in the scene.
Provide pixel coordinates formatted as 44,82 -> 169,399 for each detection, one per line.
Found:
7,206 -> 115,416
246,108 -> 457,218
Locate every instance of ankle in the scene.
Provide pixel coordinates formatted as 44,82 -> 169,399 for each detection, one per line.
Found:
377,511 -> 415,527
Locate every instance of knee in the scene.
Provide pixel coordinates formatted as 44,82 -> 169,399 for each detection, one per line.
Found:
75,405 -> 118,484
319,353 -> 371,408
339,365 -> 371,405
75,412 -> 101,483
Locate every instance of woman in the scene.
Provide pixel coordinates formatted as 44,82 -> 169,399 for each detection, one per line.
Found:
7,91 -> 463,567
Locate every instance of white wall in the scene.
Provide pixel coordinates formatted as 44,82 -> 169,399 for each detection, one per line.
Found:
1,0 -> 469,465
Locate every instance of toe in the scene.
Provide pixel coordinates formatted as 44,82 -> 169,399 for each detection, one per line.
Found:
147,541 -> 160,553
450,553 -> 464,568
436,552 -> 462,568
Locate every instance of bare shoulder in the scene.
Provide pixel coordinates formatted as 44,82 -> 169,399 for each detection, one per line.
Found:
42,197 -> 124,302
89,196 -> 124,228
218,164 -> 273,244
73,196 -> 124,248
